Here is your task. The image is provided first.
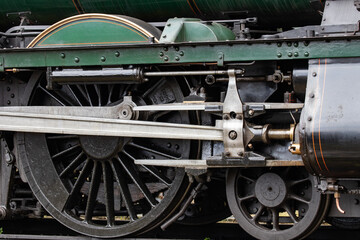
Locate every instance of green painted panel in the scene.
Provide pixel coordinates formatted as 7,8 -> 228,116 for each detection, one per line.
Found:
34,19 -> 150,47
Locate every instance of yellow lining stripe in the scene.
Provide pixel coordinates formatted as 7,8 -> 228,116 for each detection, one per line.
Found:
28,14 -> 158,48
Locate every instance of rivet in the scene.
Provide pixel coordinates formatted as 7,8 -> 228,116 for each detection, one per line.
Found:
223,114 -> 230,120
310,93 -> 315,98
277,53 -> 282,58
288,52 -> 293,57
179,51 -> 184,56
175,56 -> 180,61
304,52 -> 309,57
7,100 -> 11,105
277,43 -> 282,47
10,94 -> 14,98
164,47 -> 168,51
74,57 -> 80,63
219,56 -> 223,60
163,35 -> 167,39
167,23 -> 171,27
294,52 -> 299,57
287,42 -> 292,47
225,152 -> 231,157
159,52 -> 164,57
164,56 -> 169,61
294,42 -> 299,47
101,56 -> 106,62
115,51 -> 120,57
175,47 -> 179,51
248,109 -> 255,116
307,117 -> 312,121
60,53 -> 66,58
238,151 -> 244,157
312,72 -> 317,77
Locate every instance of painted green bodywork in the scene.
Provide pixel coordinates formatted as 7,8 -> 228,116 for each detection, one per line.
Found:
0,0 -> 322,31
33,19 -> 151,48
1,38 -> 360,72
159,18 -> 235,43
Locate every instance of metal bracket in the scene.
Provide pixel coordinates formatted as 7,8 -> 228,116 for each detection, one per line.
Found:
223,69 -> 245,158
217,52 -> 224,67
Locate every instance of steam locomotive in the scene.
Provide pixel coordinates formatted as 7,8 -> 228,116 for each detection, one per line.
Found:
1,0 -> 360,239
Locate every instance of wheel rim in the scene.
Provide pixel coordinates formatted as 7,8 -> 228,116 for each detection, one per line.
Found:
19,72 -> 192,238
226,167 -> 329,240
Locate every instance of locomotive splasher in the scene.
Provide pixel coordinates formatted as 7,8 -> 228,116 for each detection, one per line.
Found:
1,0 -> 360,239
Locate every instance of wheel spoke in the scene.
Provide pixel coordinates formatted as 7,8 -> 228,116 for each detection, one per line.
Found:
123,150 -> 172,186
141,78 -> 165,98
238,174 -> 256,183
75,85 -> 91,105
238,194 -> 255,202
84,85 -> 93,107
39,86 -> 65,106
59,151 -> 85,177
288,178 -> 310,187
102,161 -> 115,227
142,165 -> 172,186
67,85 -> 83,106
116,156 -> 157,207
51,144 -> 80,159
64,159 -> 92,210
271,209 -> 280,231
252,204 -> 265,222
94,85 -> 102,106
84,161 -> 102,223
107,85 -> 115,104
128,142 -> 179,160
283,204 -> 299,224
288,194 -> 310,204
110,161 -> 137,221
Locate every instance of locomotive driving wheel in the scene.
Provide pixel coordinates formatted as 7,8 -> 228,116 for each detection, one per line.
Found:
226,167 -> 330,240
18,71 -> 194,238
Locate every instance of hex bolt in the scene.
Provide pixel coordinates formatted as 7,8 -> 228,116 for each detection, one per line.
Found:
223,114 -> 230,120
229,130 -> 238,140
248,109 -> 255,116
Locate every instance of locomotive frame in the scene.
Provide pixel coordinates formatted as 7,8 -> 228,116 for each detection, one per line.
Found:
1,0 -> 360,239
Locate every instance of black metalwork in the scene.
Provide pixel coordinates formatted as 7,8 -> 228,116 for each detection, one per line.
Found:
226,167 -> 330,240
18,71 -> 193,238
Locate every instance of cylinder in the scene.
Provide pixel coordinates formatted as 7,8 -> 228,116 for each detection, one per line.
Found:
0,0 -> 323,31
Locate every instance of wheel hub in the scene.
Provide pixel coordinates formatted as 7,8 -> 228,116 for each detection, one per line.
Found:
80,136 -> 124,160
255,172 -> 287,208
